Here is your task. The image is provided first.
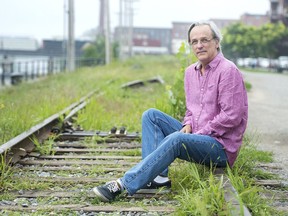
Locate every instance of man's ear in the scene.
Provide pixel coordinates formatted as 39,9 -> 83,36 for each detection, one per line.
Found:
215,40 -> 220,49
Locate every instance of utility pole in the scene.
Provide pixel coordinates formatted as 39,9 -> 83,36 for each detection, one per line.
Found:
120,0 -> 135,58
104,0 -> 111,64
67,0 -> 75,71
63,1 -> 67,69
119,0 -> 124,60
127,0 -> 133,57
99,0 -> 105,36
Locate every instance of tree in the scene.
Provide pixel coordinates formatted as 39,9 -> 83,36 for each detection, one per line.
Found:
81,36 -> 119,66
257,22 -> 287,58
221,23 -> 258,60
221,22 -> 288,60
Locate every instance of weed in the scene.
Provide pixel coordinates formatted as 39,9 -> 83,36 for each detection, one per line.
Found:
119,149 -> 141,156
0,152 -> 13,191
31,135 -> 56,155
173,163 -> 229,215
0,192 -> 15,201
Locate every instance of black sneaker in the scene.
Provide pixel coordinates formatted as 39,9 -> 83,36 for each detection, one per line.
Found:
143,180 -> 172,189
93,181 -> 122,202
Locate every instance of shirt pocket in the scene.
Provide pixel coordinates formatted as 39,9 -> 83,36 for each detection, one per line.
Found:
208,84 -> 215,90
207,84 -> 217,94
204,84 -> 218,105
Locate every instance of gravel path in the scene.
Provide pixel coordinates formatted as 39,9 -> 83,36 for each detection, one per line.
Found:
243,71 -> 288,182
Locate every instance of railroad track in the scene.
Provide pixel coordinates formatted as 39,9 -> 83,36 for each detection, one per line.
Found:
0,95 -> 177,215
1,129 -> 177,215
0,95 -> 287,215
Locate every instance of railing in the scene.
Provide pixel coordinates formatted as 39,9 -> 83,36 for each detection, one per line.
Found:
0,57 -> 104,87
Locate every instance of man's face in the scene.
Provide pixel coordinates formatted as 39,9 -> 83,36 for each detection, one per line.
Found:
189,25 -> 219,66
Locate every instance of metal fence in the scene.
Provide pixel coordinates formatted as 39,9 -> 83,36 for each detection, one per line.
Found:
0,57 -> 104,87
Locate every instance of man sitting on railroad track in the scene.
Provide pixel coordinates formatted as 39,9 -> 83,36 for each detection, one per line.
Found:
92,20 -> 248,202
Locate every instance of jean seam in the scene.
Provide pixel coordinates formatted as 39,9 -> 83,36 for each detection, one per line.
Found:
124,136 -> 179,194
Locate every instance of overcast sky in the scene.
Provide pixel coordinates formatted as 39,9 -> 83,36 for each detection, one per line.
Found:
0,0 -> 270,41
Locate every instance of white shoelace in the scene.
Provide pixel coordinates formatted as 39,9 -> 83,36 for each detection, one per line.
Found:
106,181 -> 120,193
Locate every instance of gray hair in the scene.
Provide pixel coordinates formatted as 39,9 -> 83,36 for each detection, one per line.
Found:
188,20 -> 222,52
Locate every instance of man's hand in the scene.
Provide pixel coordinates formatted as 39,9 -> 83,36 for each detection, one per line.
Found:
180,124 -> 192,133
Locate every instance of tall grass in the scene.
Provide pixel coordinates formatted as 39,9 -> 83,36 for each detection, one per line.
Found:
0,55 -> 178,144
76,55 -> 180,131
0,153 -> 13,191
0,72 -> 95,144
170,135 -> 277,215
174,166 -> 229,215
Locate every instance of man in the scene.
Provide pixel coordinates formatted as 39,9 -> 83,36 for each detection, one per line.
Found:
93,20 -> 248,202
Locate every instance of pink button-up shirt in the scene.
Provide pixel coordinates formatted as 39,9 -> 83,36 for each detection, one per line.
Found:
183,53 -> 248,167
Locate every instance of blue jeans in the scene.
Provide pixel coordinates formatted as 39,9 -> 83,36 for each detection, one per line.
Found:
120,108 -> 228,195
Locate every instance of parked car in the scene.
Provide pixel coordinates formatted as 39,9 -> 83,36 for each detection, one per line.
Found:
257,58 -> 270,68
277,56 -> 288,72
237,58 -> 257,68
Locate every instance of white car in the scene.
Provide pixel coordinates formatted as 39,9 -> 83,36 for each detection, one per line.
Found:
277,56 -> 288,72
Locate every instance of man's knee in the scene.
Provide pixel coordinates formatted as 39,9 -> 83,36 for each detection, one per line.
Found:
166,131 -> 183,144
142,108 -> 159,121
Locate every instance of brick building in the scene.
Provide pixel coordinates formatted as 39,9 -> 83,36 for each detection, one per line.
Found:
114,27 -> 171,55
240,13 -> 270,27
270,0 -> 288,25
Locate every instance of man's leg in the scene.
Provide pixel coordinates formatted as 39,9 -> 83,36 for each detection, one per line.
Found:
121,132 -> 227,195
93,121 -> 227,201
141,108 -> 182,178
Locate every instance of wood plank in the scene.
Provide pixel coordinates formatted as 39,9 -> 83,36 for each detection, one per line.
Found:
20,166 -> 128,172
28,154 -> 141,160
15,177 -> 111,183
0,205 -> 174,213
254,179 -> 283,187
52,148 -> 141,153
18,159 -> 137,166
14,189 -> 170,198
55,142 -> 141,149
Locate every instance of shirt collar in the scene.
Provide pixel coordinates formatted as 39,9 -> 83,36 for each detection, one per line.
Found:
194,52 -> 223,70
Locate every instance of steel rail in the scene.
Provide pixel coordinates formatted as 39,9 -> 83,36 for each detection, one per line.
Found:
0,89 -> 98,163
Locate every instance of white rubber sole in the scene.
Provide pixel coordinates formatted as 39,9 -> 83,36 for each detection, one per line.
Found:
92,187 -> 110,202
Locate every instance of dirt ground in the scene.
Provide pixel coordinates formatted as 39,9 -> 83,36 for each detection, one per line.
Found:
243,71 -> 288,184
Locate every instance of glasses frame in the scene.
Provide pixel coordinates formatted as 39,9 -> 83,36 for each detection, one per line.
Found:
189,37 -> 215,47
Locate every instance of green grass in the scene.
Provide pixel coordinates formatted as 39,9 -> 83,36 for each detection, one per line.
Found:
0,55 -> 285,215
0,55 -> 179,144
32,135 -> 57,155
169,137 -> 279,215
0,153 -> 14,191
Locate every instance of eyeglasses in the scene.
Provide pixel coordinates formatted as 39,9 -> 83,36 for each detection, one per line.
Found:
189,38 -> 215,47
